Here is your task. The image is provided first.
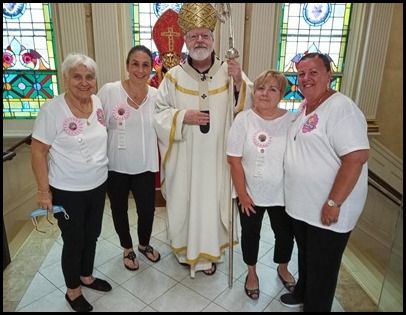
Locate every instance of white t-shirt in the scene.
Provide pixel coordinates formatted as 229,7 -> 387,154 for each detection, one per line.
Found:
98,81 -> 159,174
227,109 -> 295,206
32,93 -> 108,191
284,92 -> 370,232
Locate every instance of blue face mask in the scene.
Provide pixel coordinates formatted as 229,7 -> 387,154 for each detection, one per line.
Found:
30,205 -> 69,233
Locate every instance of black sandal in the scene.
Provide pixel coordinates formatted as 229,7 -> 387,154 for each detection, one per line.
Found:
138,245 -> 161,263
277,266 -> 296,292
244,275 -> 260,300
202,263 -> 217,276
123,251 -> 139,271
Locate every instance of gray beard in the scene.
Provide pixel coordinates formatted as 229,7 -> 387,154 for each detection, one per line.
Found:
189,48 -> 213,61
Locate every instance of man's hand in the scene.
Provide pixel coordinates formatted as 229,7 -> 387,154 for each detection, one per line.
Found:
183,110 -> 210,125
227,58 -> 242,90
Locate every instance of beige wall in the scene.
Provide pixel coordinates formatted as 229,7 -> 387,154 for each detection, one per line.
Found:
376,4 -> 403,159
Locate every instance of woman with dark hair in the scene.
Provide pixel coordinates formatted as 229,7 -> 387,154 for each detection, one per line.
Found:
98,45 -> 161,272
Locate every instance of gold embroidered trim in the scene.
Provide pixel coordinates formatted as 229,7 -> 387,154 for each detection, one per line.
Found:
165,72 -> 228,96
162,109 -> 181,172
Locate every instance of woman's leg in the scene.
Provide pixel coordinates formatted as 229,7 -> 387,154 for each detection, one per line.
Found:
131,171 -> 160,261
239,203 -> 265,292
268,206 -> 295,285
107,171 -> 132,249
131,171 -> 156,246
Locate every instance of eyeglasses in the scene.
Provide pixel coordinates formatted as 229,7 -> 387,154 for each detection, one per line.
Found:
186,33 -> 212,41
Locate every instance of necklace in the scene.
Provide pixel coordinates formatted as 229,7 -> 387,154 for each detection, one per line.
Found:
305,90 -> 330,115
126,81 -> 148,109
66,93 -> 93,126
293,112 -> 305,141
127,94 -> 147,108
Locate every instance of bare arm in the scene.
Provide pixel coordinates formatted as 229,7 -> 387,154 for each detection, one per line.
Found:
31,138 -> 53,210
321,149 -> 369,226
227,155 -> 255,216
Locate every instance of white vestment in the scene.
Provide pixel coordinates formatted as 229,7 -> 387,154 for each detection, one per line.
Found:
155,57 -> 252,276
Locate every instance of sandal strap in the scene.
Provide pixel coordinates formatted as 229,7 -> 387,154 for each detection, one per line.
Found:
247,288 -> 260,295
124,251 -> 137,261
143,245 -> 154,254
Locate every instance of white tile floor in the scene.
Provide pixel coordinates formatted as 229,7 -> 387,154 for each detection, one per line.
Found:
16,200 -> 344,312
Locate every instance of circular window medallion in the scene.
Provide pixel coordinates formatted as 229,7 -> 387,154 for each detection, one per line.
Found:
303,3 -> 331,27
3,3 -> 27,19
153,3 -> 183,18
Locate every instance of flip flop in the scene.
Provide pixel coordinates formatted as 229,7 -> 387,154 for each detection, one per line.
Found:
138,245 -> 161,263
277,266 -> 296,292
202,263 -> 216,276
123,251 -> 139,271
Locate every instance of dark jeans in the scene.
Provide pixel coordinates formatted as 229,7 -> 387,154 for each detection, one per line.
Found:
291,218 -> 351,312
51,182 -> 107,289
239,203 -> 294,266
107,171 -> 156,249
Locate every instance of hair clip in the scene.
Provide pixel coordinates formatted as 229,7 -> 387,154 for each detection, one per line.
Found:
30,205 -> 70,233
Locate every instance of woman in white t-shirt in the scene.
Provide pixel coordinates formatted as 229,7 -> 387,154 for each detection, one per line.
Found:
281,53 -> 369,311
32,53 -> 111,312
227,70 -> 296,300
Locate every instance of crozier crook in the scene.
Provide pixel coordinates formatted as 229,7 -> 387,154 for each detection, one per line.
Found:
215,2 -> 239,289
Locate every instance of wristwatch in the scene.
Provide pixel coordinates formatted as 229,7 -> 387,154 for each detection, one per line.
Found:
327,199 -> 342,208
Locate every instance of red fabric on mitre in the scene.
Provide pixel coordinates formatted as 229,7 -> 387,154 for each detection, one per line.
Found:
152,9 -> 184,56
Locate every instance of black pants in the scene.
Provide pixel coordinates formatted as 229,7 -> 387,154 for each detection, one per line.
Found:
291,218 -> 351,312
52,182 -> 107,289
107,171 -> 156,249
239,203 -> 294,266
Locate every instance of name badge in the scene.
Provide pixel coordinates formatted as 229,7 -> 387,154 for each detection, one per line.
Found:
117,120 -> 126,149
253,149 -> 265,177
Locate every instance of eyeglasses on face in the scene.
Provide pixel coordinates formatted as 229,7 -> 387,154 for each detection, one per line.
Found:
186,33 -> 212,41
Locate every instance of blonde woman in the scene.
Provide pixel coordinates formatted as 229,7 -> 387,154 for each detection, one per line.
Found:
227,70 -> 296,300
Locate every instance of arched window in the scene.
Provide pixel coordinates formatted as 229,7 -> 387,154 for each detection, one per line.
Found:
3,3 -> 59,119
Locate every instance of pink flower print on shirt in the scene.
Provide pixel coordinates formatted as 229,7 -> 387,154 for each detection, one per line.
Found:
302,113 -> 319,133
96,108 -> 106,126
253,130 -> 272,148
112,104 -> 130,121
63,117 -> 84,136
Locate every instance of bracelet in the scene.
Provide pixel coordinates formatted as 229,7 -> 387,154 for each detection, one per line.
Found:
37,190 -> 51,194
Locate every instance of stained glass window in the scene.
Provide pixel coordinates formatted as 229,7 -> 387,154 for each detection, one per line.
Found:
129,3 -> 352,112
278,3 -> 352,111
3,3 -> 58,119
